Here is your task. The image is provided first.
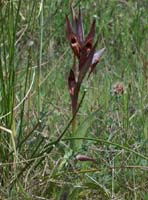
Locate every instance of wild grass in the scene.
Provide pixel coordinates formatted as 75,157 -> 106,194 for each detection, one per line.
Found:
0,0 -> 148,199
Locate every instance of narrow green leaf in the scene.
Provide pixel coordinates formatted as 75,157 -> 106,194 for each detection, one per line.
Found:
74,110 -> 98,150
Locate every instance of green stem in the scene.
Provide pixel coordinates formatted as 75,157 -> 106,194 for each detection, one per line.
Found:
71,95 -> 78,134
38,0 -> 44,117
72,117 -> 76,133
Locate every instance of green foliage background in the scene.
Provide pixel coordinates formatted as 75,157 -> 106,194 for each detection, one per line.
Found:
0,0 -> 148,199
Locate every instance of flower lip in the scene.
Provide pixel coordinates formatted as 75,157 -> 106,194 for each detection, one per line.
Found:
71,37 -> 77,44
68,69 -> 76,96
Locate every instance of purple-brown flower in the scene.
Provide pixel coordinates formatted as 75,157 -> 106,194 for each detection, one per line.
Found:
66,6 -> 105,117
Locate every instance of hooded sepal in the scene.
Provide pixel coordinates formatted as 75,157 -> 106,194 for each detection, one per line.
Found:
70,3 -> 77,34
88,47 -> 105,78
78,41 -> 98,84
66,15 -> 81,58
78,20 -> 96,71
83,20 -> 96,54
77,7 -> 84,43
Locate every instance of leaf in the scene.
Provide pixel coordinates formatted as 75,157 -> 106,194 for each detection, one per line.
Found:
74,110 -> 98,151
85,175 -> 111,199
58,148 -> 73,171
144,193 -> 148,200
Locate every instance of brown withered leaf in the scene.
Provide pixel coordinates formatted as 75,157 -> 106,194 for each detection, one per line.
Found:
76,154 -> 97,163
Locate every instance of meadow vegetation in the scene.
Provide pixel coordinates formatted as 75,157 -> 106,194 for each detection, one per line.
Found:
0,0 -> 148,199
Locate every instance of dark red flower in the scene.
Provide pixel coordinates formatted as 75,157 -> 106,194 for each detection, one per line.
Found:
66,6 -> 105,115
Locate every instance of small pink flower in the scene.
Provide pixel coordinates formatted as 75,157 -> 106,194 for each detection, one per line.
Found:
112,82 -> 125,95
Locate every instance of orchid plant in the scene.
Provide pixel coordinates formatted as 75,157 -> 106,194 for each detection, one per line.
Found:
66,6 -> 105,133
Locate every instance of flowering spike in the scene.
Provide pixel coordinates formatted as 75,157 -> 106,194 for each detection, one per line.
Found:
68,69 -> 76,96
66,7 -> 105,133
